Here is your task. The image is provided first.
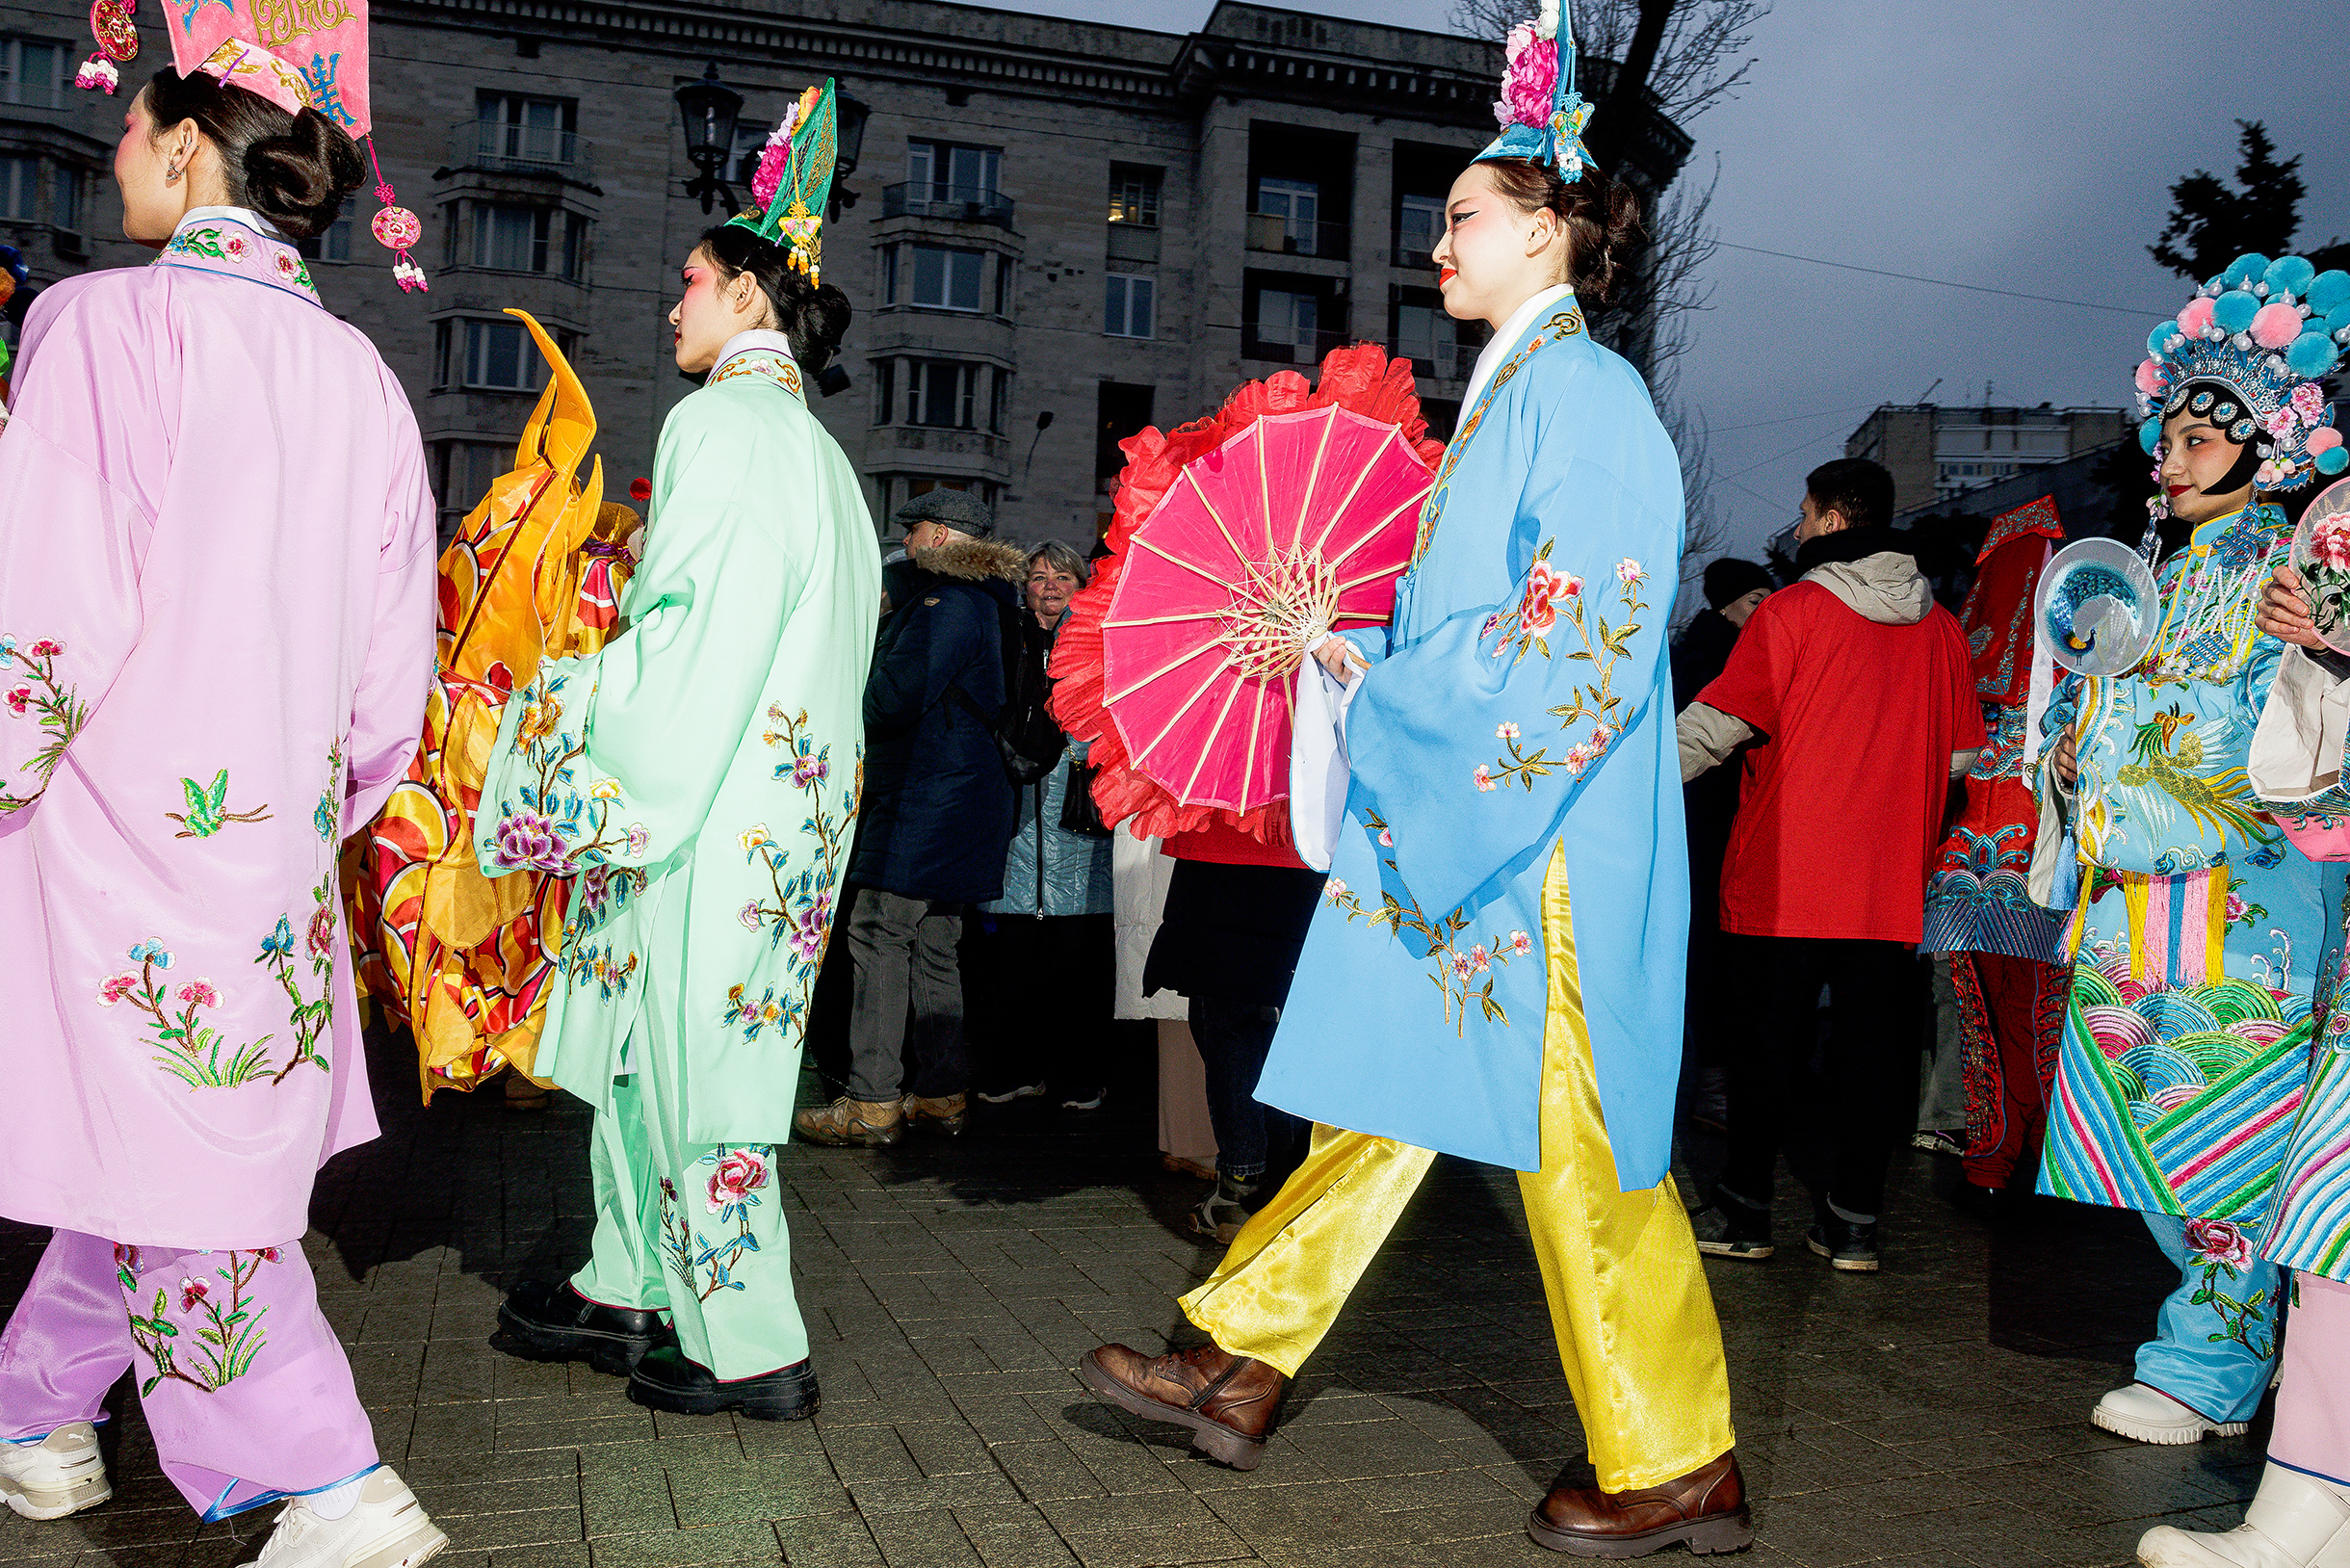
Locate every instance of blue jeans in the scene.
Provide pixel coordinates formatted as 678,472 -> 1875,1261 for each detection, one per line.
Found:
1191,994 -> 1305,1184
2135,1211 -> 2282,1424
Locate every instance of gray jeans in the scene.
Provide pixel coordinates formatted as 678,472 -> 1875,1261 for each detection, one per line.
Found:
845,885 -> 967,1103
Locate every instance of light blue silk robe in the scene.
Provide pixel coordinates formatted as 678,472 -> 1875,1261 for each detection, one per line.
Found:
1254,293 -> 1687,1189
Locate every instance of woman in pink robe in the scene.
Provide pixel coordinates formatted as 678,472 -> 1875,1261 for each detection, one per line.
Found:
0,65 -> 450,1565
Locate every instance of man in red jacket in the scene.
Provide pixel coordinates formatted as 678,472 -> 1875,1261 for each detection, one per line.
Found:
1676,459 -> 1982,1271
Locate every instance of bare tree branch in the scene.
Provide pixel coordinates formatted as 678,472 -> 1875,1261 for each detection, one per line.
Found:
1446,0 -> 1770,125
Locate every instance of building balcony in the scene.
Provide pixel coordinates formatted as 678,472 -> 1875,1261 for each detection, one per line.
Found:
1107,222 -> 1161,264
1246,212 -> 1348,260
446,121 -> 592,180
882,183 -> 1015,229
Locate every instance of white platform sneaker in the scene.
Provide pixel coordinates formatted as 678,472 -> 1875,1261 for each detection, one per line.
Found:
0,1422 -> 112,1520
247,1467 -> 448,1568
2094,1382 -> 2250,1444
2138,1464 -> 2350,1567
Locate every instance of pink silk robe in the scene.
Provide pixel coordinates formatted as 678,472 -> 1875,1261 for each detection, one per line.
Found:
0,210 -> 434,1249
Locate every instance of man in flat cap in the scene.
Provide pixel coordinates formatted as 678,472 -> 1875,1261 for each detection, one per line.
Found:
799,489 -> 1027,1145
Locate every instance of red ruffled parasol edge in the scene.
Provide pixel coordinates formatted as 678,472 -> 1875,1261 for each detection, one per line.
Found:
1049,344 -> 1443,846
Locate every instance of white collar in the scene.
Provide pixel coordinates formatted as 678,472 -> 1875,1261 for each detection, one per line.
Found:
175,205 -> 287,241
1458,282 -> 1576,415
712,328 -> 796,376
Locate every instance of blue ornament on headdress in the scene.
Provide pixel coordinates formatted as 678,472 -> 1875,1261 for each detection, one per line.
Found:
1475,12 -> 1595,184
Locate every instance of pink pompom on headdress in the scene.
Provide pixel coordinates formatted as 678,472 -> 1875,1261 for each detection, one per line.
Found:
1494,23 -> 1558,130
750,104 -> 803,213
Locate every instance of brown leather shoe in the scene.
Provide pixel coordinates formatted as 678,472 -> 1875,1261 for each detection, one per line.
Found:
1528,1450 -> 1753,1556
901,1092 -> 967,1137
793,1097 -> 903,1147
1078,1343 -> 1285,1471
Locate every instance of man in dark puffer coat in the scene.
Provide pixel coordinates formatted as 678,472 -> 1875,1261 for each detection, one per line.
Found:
798,498 -> 1025,1147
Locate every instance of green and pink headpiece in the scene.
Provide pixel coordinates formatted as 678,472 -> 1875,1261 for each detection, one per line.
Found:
2137,252 -> 2348,491
1475,0 -> 1594,183
728,79 -> 839,286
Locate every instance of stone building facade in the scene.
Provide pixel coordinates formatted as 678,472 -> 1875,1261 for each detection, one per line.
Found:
1844,401 -> 2128,517
0,0 -> 1510,547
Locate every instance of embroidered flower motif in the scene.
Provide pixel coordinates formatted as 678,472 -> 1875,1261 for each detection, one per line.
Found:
1495,721 -> 1520,742
739,900 -> 763,929
179,1277 -> 209,1311
1473,765 -> 1498,792
1517,561 -> 1568,638
127,939 -> 173,969
1614,558 -> 1641,587
491,811 -> 569,873
304,907 -> 336,959
705,1147 -> 770,1215
254,1246 -> 280,1263
222,234 -> 249,262
740,824 -> 771,852
1449,952 -> 1475,980
789,892 -> 832,963
1468,943 -> 1491,973
2263,407 -> 2301,441
2292,382 -> 2326,421
98,973 -> 139,1006
2310,517 -> 2350,573
588,778 -> 623,800
3,687 -> 28,716
1378,828 -> 1395,847
625,824 -> 649,855
1510,930 -> 1533,955
259,917 -> 296,959
174,979 -> 220,1009
791,753 -> 829,789
2186,1216 -> 2253,1267
1479,613 -> 1502,639
0,634 -> 14,667
1324,876 -> 1348,903
2226,892 -> 2249,923
26,640 -> 58,658
272,250 -> 300,282
517,700 -> 561,743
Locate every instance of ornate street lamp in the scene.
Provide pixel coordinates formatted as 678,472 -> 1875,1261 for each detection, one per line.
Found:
675,64 -> 744,215
831,91 -> 870,214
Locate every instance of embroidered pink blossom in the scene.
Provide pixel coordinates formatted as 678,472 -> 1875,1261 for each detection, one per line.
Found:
1493,23 -> 1557,129
2227,892 -> 2250,922
4,686 -> 29,716
272,251 -> 300,282
1510,930 -> 1533,955
179,1277 -> 209,1311
2263,407 -> 2301,441
706,1147 -> 770,1214
1517,562 -> 1567,638
1449,952 -> 1475,980
2311,517 -> 2350,573
1615,559 -> 1641,587
305,907 -> 336,958
1324,876 -> 1348,903
222,234 -> 248,261
1474,765 -> 1497,792
1496,721 -> 1520,741
1469,943 -> 1491,973
1378,829 -> 1395,847
2186,1217 -> 2253,1267
253,1247 -> 280,1263
2293,382 -> 2326,420
174,979 -> 220,1009
97,973 -> 140,1006
789,892 -> 833,963
792,753 -> 829,789
27,640 -> 60,657
492,811 -> 569,873
625,823 -> 650,855
739,900 -> 764,929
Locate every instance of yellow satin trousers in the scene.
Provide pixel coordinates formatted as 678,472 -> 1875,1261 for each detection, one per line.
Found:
1180,844 -> 1736,1493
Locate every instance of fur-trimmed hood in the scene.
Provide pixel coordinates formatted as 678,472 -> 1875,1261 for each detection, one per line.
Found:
911,538 -> 1028,584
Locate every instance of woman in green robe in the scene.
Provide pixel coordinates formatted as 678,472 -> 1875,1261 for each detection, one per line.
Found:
472,83 -> 879,1420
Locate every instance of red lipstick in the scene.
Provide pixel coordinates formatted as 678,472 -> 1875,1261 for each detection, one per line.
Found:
2166,483 -> 2190,497
1439,266 -> 1457,286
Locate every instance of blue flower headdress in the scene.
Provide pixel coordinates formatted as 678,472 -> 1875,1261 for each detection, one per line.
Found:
2136,252 -> 2348,492
1475,0 -> 1595,182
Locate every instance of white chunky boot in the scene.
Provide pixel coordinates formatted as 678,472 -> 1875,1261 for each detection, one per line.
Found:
0,1422 -> 111,1520
2138,1464 -> 2350,1567
246,1467 -> 448,1568
2094,1382 -> 2250,1444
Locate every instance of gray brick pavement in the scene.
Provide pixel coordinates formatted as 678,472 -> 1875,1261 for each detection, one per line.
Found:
0,1028 -> 2265,1567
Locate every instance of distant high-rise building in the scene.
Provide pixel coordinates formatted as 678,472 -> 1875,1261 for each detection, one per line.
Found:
1845,403 -> 2128,517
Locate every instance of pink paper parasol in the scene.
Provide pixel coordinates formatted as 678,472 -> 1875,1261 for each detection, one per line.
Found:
1096,405 -> 1433,819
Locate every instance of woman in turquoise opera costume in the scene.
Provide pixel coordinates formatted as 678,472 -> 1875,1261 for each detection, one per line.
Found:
1077,10 -> 1747,1557
475,82 -> 880,1422
2034,253 -> 2350,1561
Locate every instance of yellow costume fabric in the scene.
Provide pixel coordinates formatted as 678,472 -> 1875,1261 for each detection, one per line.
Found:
1181,842 -> 1735,1492
346,311 -> 636,1099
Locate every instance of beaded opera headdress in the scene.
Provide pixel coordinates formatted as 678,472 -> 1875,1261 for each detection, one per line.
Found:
727,80 -> 839,286
2136,252 -> 2348,493
1475,0 -> 1594,183
73,0 -> 428,292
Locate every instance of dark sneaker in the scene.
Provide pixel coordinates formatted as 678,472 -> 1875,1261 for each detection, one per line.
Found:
495,1280 -> 669,1375
626,1346 -> 820,1422
1189,1174 -> 1260,1243
1807,1218 -> 1881,1272
1688,1195 -> 1774,1261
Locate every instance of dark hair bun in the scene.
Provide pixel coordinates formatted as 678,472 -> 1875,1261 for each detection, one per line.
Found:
1478,156 -> 1643,301
243,109 -> 365,240
698,222 -> 855,374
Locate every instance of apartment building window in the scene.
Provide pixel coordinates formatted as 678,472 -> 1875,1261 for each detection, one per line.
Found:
907,140 -> 1000,204
438,317 -> 572,392
890,359 -> 1005,432
1097,382 -> 1155,494
299,197 -> 356,263
50,165 -> 76,230
431,440 -> 511,541
474,92 -> 578,169
1109,164 -> 1162,227
466,202 -> 584,277
875,359 -> 894,426
1396,192 -> 1444,266
1104,274 -> 1155,339
0,39 -> 65,109
1255,287 -> 1318,355
909,245 -> 983,311
1254,176 -> 1319,255
0,155 -> 36,221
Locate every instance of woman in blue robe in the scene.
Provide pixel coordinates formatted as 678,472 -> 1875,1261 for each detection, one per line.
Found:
1076,20 -> 1746,1560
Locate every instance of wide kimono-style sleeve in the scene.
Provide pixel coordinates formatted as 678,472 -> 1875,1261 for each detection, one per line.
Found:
1344,393 -> 1682,921
0,279 -> 155,823
476,390 -> 791,878
2249,644 -> 2350,859
341,384 -> 437,834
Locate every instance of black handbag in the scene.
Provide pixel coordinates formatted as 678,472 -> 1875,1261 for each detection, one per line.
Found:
1059,761 -> 1112,838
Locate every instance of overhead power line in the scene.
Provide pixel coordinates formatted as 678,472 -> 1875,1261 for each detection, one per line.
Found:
1716,242 -> 2167,318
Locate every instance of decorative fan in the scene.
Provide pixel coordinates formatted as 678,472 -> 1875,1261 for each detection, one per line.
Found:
2289,478 -> 2350,655
1052,347 -> 1443,843
2034,536 -> 2160,677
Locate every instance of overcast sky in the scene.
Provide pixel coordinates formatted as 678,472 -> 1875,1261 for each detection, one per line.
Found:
997,0 -> 2350,561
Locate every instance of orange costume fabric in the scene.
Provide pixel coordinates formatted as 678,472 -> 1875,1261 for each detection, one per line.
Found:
345,312 -> 636,1098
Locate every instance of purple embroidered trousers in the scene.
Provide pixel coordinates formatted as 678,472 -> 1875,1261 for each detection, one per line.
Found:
0,1230 -> 377,1519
